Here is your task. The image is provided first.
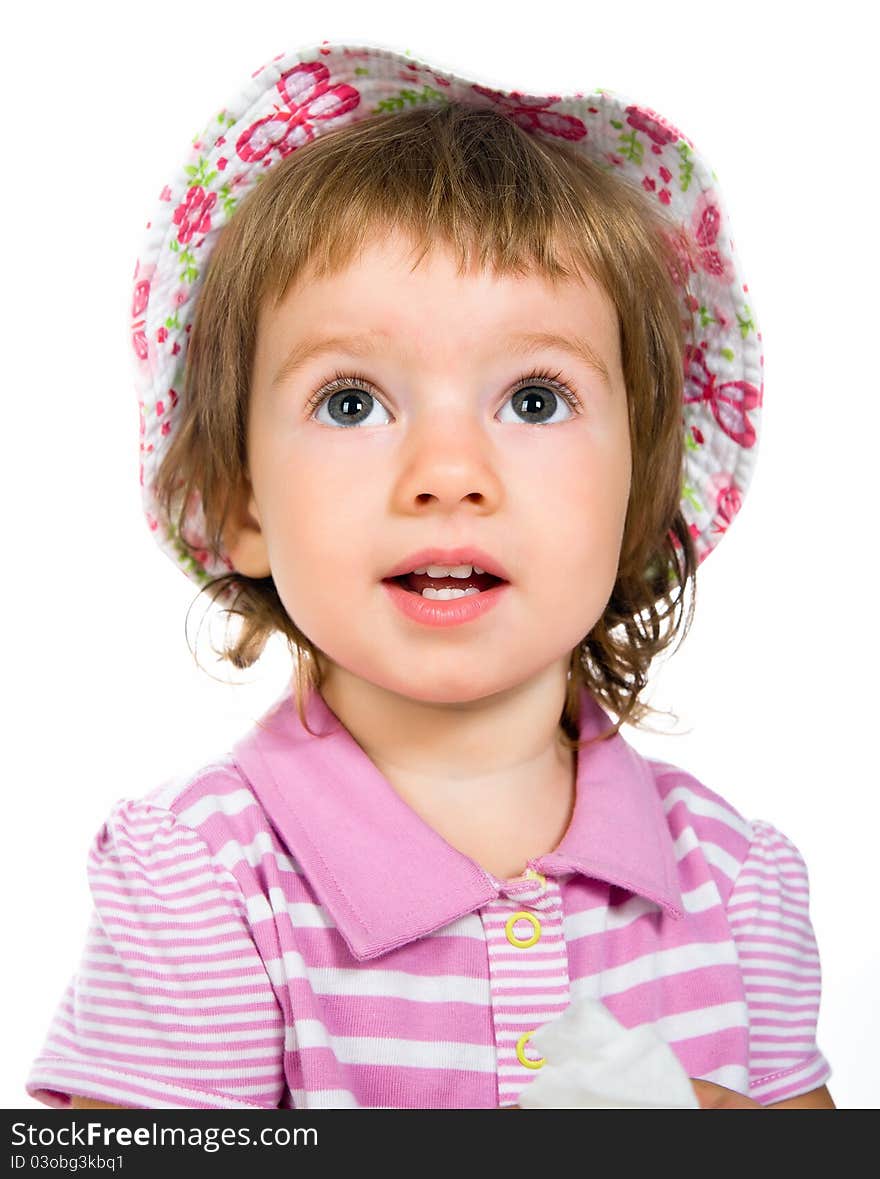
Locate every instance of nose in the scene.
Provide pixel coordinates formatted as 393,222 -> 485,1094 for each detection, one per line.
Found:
392,411 -> 504,513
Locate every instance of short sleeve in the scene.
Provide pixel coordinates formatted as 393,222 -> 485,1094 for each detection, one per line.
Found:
726,819 -> 832,1104
27,800 -> 286,1109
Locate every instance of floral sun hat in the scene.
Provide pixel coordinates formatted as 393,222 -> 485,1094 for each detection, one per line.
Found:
131,40 -> 763,590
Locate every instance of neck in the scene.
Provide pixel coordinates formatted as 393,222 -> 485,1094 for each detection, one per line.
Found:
314,658 -> 575,799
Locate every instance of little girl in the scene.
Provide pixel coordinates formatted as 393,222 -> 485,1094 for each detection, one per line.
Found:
27,41 -> 834,1110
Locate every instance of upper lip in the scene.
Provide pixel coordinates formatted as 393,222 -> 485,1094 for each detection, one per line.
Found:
383,548 -> 511,582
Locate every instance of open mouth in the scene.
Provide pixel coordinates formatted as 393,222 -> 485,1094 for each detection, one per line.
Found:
386,571 -> 506,597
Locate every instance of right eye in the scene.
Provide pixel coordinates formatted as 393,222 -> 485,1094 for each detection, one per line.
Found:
304,372 -> 391,428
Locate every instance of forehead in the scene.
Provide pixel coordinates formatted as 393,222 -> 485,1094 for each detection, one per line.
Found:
257,231 -> 621,366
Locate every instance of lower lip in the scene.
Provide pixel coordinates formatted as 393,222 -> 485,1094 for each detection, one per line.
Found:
381,579 -> 511,628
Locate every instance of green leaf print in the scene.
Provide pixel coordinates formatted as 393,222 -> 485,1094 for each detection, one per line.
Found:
186,157 -> 218,189
677,143 -> 694,193
374,85 -> 448,113
617,130 -> 643,166
737,305 -> 755,339
682,482 -> 702,513
698,306 -> 717,329
721,347 -> 735,362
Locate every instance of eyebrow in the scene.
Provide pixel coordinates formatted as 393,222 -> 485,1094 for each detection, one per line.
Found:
269,328 -> 612,391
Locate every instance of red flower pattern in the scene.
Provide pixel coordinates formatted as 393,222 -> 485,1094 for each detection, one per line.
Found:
172,185 -> 218,245
236,61 -> 361,162
625,105 -> 682,147
683,344 -> 762,448
469,85 -> 587,141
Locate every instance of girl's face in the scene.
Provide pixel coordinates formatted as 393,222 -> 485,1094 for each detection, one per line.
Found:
231,229 -> 632,705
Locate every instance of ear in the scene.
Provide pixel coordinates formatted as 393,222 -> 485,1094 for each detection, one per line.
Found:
222,473 -> 272,578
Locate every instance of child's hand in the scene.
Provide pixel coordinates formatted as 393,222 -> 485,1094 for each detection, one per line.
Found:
690,1079 -> 763,1109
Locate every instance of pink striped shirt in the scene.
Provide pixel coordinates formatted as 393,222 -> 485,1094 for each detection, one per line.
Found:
27,684 -> 831,1109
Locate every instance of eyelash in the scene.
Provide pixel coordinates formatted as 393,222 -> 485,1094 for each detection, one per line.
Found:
303,367 -> 583,418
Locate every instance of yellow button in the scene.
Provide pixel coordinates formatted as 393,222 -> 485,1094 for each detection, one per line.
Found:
515,1031 -> 545,1070
505,911 -> 541,948
524,868 -> 547,887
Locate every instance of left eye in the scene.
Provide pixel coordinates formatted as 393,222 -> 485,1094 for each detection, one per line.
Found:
304,370 -> 583,428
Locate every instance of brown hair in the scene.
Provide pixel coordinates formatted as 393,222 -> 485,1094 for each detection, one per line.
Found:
156,99 -> 699,750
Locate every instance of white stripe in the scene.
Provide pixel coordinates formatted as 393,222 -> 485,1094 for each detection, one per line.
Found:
146,763 -> 241,810
82,948 -> 264,974
650,1000 -> 748,1043
44,1030 -> 280,1067
176,788 -> 262,829
55,1013 -> 284,1045
58,997 -> 280,1029
95,901 -> 243,926
90,884 -> 241,915
737,973 -> 820,992
489,991 -> 570,1008
661,785 -> 751,838
77,973 -> 272,997
701,840 -> 745,883
731,933 -> 811,962
28,1058 -> 274,1109
570,940 -> 740,998
741,990 -> 820,1006
696,1062 -> 750,1090
289,1087 -> 360,1108
89,861 -> 221,891
214,833 -> 300,875
265,950 -> 491,1004
83,936 -> 256,962
73,982 -> 275,1010
289,1021 -> 496,1072
89,917 -> 248,944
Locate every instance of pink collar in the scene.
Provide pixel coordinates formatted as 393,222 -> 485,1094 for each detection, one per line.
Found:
232,683 -> 684,961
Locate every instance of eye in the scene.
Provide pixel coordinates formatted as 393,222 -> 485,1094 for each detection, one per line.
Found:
304,368 -> 583,428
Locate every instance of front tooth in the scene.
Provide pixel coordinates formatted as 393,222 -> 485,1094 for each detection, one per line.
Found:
422,587 -> 481,599
425,564 -> 473,578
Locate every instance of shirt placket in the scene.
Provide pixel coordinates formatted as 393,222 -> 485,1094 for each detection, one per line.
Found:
481,867 -> 571,1107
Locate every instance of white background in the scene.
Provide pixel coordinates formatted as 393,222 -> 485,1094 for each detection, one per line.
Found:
3,0 -> 875,1109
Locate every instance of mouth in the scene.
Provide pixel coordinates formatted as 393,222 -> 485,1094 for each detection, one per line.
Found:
385,570 -> 507,597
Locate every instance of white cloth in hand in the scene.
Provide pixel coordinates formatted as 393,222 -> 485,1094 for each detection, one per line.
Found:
517,997 -> 700,1109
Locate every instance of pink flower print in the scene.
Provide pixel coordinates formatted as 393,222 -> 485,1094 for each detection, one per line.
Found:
132,277 -> 150,319
625,105 -> 682,149
470,84 -> 587,141
693,191 -> 721,248
236,61 -> 361,163
716,481 -> 742,526
131,261 -> 156,366
663,228 -> 697,289
691,191 -> 734,283
172,185 -> 218,246
705,473 -> 743,539
683,344 -> 762,448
